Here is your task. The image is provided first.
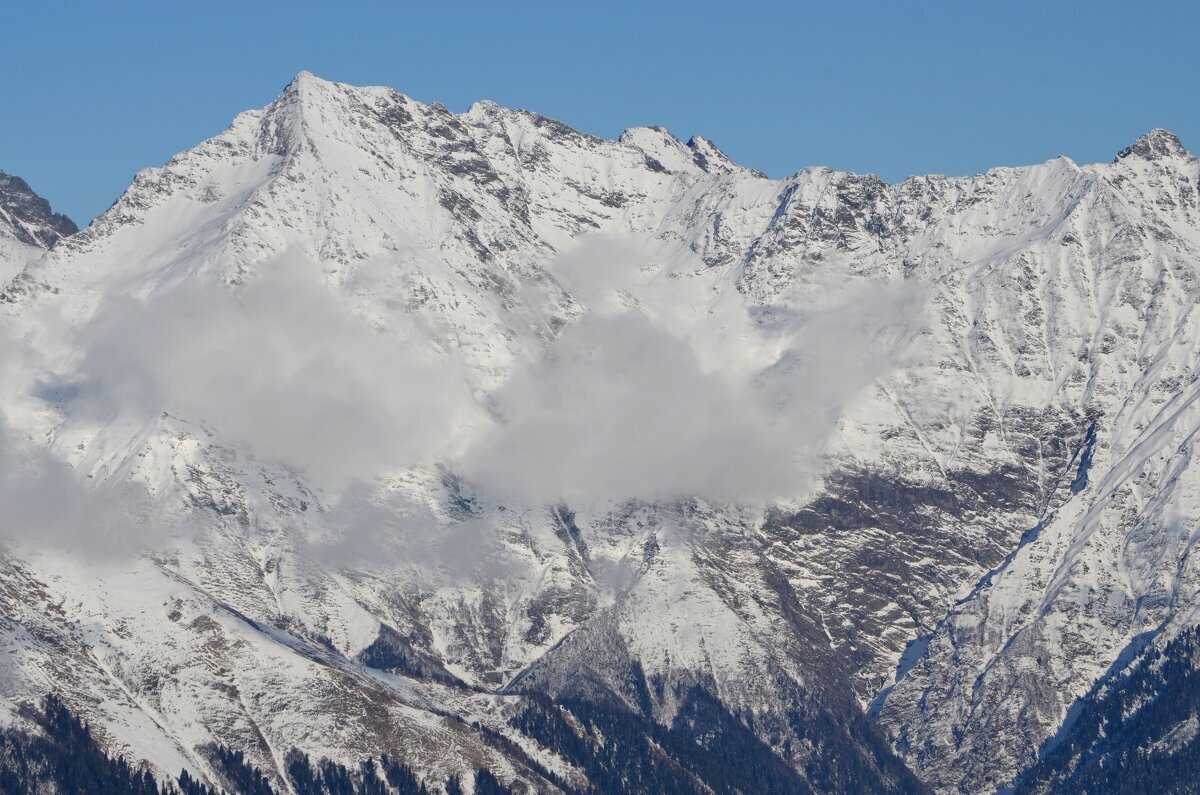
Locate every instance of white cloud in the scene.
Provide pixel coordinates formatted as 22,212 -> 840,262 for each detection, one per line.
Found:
0,241 -> 927,558
59,255 -> 478,491
459,238 -> 928,504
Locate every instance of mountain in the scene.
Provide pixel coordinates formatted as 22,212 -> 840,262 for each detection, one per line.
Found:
1013,626 -> 1200,794
0,171 -> 76,282
0,171 -> 76,248
1,72 -> 1199,793
872,127 -> 1200,793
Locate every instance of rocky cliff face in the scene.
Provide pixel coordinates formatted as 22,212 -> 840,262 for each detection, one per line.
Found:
1,73 -> 1199,793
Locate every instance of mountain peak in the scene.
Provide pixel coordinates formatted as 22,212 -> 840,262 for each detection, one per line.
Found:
466,98 -> 500,115
1115,128 -> 1189,163
0,170 -> 78,248
284,69 -> 331,91
686,135 -> 751,175
277,70 -> 350,110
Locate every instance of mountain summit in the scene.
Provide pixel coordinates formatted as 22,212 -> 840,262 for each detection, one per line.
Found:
1116,127 -> 1190,161
0,171 -> 76,284
0,171 -> 77,247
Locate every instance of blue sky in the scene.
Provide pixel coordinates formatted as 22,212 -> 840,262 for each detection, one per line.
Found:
5,0 -> 1198,225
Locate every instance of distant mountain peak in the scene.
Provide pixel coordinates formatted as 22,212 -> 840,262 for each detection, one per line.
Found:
686,135 -> 748,175
1115,128 -> 1189,162
0,171 -> 77,248
282,69 -> 334,93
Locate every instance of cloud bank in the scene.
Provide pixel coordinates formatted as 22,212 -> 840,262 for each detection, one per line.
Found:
460,277 -> 926,504
60,258 -> 477,491
0,241 -> 927,559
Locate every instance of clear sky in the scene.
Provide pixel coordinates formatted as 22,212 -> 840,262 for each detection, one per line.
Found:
5,0 -> 1198,225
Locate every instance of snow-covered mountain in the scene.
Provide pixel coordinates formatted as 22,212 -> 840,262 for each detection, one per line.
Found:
1,72 -> 1199,793
0,170 -> 76,283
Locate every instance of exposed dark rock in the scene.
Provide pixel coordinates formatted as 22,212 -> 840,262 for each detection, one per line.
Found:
0,171 -> 78,247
